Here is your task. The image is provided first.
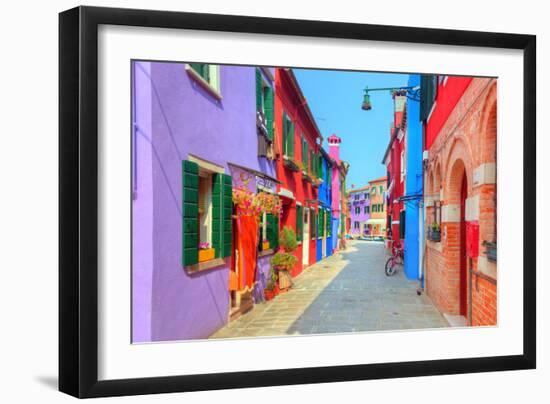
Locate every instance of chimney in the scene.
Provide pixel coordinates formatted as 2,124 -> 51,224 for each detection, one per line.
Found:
327,134 -> 341,163
392,90 -> 407,128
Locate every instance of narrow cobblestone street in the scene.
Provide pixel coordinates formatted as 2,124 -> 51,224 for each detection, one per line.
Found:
210,240 -> 449,339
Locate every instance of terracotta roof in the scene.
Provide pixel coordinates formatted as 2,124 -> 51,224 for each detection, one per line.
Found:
369,176 -> 387,184
347,184 -> 371,193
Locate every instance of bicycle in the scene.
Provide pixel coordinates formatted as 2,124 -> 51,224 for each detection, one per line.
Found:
385,241 -> 404,276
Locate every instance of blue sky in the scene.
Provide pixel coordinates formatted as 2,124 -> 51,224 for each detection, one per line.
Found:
294,69 -> 409,190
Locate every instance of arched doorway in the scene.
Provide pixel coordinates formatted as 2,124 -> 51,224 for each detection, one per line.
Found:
446,156 -> 469,318
459,174 -> 468,316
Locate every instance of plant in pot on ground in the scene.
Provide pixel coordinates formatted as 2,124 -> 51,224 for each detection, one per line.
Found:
263,267 -> 279,301
271,226 -> 298,291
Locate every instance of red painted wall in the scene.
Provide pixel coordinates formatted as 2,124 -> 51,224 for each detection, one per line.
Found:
425,77 -> 473,150
274,68 -> 319,277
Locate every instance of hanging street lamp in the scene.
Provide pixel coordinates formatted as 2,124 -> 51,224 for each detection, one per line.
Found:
361,85 -> 420,111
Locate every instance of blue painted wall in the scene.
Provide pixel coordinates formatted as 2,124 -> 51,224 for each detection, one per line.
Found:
404,74 -> 423,280
317,150 -> 333,261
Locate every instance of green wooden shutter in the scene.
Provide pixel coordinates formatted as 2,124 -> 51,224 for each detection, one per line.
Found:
289,121 -> 295,159
326,209 -> 331,236
302,137 -> 307,171
255,68 -> 263,112
211,174 -> 223,258
282,112 -> 288,156
190,63 -> 209,82
296,205 -> 304,241
212,173 -> 233,258
318,209 -> 324,238
222,174 -> 233,257
265,86 -> 274,142
182,160 -> 199,266
266,213 -> 279,250
310,210 -> 316,240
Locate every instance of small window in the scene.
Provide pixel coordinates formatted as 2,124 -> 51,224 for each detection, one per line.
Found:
187,63 -> 221,98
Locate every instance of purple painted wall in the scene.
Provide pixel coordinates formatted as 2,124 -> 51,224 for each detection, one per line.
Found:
348,188 -> 371,236
132,61 -> 275,342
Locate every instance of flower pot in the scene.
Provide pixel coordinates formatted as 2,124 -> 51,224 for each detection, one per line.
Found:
264,289 -> 276,301
428,229 -> 441,242
198,248 -> 215,262
277,268 -> 292,291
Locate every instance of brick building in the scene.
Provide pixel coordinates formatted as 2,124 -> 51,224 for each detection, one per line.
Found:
422,76 -> 497,327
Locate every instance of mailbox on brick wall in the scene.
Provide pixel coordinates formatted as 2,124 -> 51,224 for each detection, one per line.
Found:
466,221 -> 479,258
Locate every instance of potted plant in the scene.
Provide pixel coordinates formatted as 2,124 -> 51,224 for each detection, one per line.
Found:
429,222 -> 441,242
263,268 -> 279,301
271,226 -> 298,291
198,242 -> 215,262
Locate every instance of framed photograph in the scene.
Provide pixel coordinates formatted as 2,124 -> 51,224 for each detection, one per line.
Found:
59,6 -> 536,398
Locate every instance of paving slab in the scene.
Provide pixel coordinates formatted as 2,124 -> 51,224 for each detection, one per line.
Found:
210,240 -> 449,339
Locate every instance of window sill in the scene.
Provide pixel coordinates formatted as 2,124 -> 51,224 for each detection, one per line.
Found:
185,65 -> 222,101
259,249 -> 275,257
185,258 -> 226,274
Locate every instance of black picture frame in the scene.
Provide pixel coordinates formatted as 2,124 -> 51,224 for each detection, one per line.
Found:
59,5 -> 536,398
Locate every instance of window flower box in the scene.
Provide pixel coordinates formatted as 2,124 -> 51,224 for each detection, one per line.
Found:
428,228 -> 441,242
483,241 -> 497,262
283,156 -> 300,172
198,247 -> 215,262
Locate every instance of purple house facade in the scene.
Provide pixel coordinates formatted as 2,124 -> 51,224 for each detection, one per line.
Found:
347,186 -> 371,237
132,61 -> 277,342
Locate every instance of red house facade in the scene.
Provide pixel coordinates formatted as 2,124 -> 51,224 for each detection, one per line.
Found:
383,91 -> 407,250
422,75 -> 497,326
274,68 -> 323,277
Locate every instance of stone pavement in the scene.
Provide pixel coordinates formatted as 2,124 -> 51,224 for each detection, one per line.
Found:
209,240 -> 449,339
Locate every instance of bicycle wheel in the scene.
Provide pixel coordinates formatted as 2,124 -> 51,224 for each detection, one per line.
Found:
385,257 -> 396,276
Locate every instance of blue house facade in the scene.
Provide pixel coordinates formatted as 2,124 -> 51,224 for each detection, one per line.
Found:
404,74 -> 423,281
317,148 -> 333,261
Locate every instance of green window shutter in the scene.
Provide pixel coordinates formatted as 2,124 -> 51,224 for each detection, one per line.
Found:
310,210 -> 316,240
222,174 -> 233,257
265,86 -> 274,141
296,205 -> 303,242
212,173 -> 233,258
282,112 -> 288,156
266,213 -> 279,250
190,63 -> 210,82
326,210 -> 331,236
182,160 -> 199,266
289,121 -> 295,159
302,137 -> 307,166
211,174 -> 223,258
319,209 -> 324,237
255,68 -> 263,112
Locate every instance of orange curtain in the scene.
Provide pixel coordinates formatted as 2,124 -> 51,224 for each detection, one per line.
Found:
236,213 -> 259,291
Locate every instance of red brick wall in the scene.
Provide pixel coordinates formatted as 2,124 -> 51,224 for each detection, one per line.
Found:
424,78 -> 497,326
